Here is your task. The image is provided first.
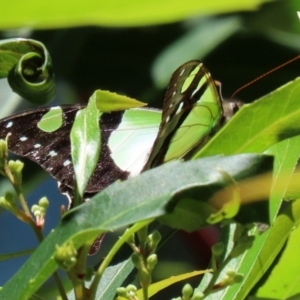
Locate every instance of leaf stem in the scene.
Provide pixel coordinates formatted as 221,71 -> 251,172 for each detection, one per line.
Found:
202,254 -> 232,296
0,248 -> 35,261
89,219 -> 153,300
4,162 -> 31,216
53,271 -> 69,300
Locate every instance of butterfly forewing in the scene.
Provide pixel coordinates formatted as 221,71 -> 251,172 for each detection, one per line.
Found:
0,106 -> 81,191
143,61 -> 223,170
0,106 -> 160,202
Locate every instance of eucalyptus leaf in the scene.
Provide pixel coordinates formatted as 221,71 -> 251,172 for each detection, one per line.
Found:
67,260 -> 134,300
158,154 -> 273,231
198,137 -> 300,299
94,90 -> 147,112
0,38 -> 55,104
255,200 -> 300,299
194,78 -> 300,158
71,92 -> 101,201
1,154 -> 272,299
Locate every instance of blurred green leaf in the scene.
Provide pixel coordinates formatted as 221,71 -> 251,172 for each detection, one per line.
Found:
152,16 -> 241,88
248,0 -> 300,50
0,0 -> 272,29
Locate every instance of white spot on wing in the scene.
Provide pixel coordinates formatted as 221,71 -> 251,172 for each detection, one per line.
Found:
176,102 -> 184,114
63,159 -> 71,166
179,68 -> 185,76
191,86 -> 201,98
6,121 -> 13,128
19,136 -> 28,141
49,150 -> 57,157
34,143 -> 41,148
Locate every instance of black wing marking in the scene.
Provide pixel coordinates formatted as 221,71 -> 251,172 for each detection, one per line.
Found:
0,105 -> 129,202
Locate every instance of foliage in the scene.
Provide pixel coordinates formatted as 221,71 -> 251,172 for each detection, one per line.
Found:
1,1 -> 300,300
0,0 -> 272,29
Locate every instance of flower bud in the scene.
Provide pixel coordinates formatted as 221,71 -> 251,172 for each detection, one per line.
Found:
54,241 -> 77,270
8,160 -> 24,185
39,197 -> 49,209
116,287 -> 128,298
182,283 -> 193,299
131,253 -> 142,269
212,242 -> 224,257
147,254 -> 157,272
192,292 -> 205,300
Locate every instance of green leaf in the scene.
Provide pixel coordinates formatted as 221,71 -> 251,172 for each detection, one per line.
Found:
198,137 -> 300,299
159,154 -> 273,231
37,106 -> 63,132
0,38 -> 55,104
67,260 -> 134,300
1,154 -> 272,300
194,78 -> 300,158
118,270 -> 209,300
94,90 -> 147,112
71,91 -> 100,200
95,260 -> 134,300
256,201 -> 300,299
0,0 -> 273,29
285,170 -> 300,200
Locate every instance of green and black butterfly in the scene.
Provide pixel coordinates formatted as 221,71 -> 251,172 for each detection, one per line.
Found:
0,60 -> 241,202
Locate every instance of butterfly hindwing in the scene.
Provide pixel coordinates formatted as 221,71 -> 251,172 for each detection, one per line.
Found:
143,61 -> 224,170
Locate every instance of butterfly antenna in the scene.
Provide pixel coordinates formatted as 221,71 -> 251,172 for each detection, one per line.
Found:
230,54 -> 300,99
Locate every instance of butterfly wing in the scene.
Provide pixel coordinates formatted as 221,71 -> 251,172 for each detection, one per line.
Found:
143,61 -> 223,170
0,106 -> 160,201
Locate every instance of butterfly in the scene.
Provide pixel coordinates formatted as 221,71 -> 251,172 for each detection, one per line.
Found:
0,61 -> 240,202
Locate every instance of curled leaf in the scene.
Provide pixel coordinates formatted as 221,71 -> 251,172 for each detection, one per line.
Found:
0,38 -> 55,104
